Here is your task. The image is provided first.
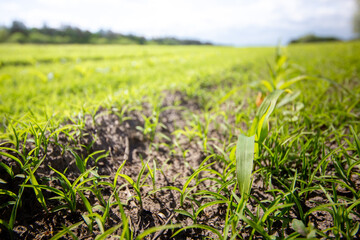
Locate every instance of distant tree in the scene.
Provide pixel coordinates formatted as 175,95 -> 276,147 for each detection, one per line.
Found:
8,32 -> 27,43
28,31 -> 51,43
9,20 -> 28,35
289,34 -> 340,44
39,24 -> 58,37
0,27 -> 9,42
0,21 -> 212,45
354,0 -> 360,37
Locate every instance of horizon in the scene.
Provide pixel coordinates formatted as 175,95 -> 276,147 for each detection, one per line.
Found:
0,0 -> 357,46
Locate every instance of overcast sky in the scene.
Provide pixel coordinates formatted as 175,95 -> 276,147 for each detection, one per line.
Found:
0,0 -> 356,46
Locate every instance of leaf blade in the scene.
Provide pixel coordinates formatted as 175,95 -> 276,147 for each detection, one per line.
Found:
236,134 -> 255,196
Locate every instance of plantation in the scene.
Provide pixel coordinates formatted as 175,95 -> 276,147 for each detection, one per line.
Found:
0,42 -> 359,239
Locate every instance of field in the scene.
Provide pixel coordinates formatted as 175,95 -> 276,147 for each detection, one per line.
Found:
0,42 -> 359,239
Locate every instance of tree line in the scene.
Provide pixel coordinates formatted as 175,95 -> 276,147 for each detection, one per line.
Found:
0,21 -> 213,45
289,34 -> 340,44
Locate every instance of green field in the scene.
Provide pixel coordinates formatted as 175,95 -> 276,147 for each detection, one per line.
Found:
0,42 -> 359,239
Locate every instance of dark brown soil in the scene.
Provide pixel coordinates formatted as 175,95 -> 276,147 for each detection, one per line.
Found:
0,90 -> 359,239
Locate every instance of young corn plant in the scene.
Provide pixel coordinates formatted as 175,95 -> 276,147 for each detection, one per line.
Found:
158,155 -> 217,208
49,221 -> 84,240
116,158 -> 153,209
136,112 -> 160,143
25,167 -> 98,213
235,89 -> 284,202
81,191 -> 115,235
0,150 -> 47,237
0,181 -> 26,239
259,47 -> 309,94
0,139 -> 48,214
69,149 -> 108,175
187,112 -> 214,152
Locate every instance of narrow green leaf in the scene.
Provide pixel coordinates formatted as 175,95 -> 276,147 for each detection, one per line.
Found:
236,213 -> 272,239
70,150 -> 85,174
0,151 -> 23,168
255,89 -> 284,145
118,173 -> 142,207
261,203 -> 294,223
195,200 -> 227,218
350,222 -> 359,237
78,192 -> 93,214
180,162 -> 216,205
95,224 -> 122,240
278,75 -> 307,89
9,182 -> 26,228
291,219 -> 307,237
0,189 -> 17,199
277,90 -> 301,107
260,80 -> 274,92
48,166 -> 72,190
50,221 -> 83,240
236,134 -> 255,196
350,126 -> 360,157
0,161 -> 14,179
24,184 -> 65,197
73,171 -> 97,190
113,160 -> 127,187
171,224 -> 223,240
217,86 -> 245,105
28,169 -> 47,212
174,209 -> 194,219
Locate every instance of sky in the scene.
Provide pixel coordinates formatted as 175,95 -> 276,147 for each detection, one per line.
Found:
0,0 -> 356,46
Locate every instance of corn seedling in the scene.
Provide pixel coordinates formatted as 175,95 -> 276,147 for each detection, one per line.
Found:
50,221 -> 84,240
25,167 -> 98,213
0,184 -> 25,239
235,89 -> 284,199
70,149 -> 108,175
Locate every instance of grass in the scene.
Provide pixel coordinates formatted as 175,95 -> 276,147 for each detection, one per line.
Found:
0,42 -> 359,239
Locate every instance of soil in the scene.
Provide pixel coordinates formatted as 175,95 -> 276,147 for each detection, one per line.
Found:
0,90 -> 359,239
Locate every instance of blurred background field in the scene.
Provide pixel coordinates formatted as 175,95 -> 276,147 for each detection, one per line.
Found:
0,42 -> 359,134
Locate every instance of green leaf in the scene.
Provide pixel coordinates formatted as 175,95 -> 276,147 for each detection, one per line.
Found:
0,189 -> 17,199
260,80 -> 274,92
217,86 -> 245,105
70,150 -> 85,174
171,224 -> 223,240
236,134 -> 255,196
195,200 -> 227,219
350,126 -> 360,157
277,90 -> 301,107
278,75 -> 307,89
261,203 -> 294,223
237,213 -> 272,239
174,209 -> 194,219
0,151 -> 23,168
350,222 -> 359,237
95,224 -> 122,240
0,161 -> 14,179
9,182 -> 27,229
135,224 -> 182,240
48,166 -> 72,190
291,219 -> 307,237
28,170 -> 47,212
24,184 -> 65,197
255,89 -> 284,145
78,192 -> 93,214
50,221 -> 83,240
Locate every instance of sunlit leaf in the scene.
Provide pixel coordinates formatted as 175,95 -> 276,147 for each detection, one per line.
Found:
236,134 -> 255,196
